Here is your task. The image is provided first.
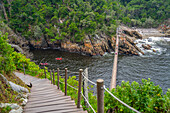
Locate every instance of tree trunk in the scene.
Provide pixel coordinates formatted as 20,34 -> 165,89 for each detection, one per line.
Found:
0,1 -> 8,21
7,0 -> 12,17
9,44 -> 24,54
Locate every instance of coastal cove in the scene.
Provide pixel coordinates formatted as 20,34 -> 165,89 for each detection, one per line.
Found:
1,0 -> 170,112
31,37 -> 170,93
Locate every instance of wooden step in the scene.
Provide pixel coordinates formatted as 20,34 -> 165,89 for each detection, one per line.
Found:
14,72 -> 87,113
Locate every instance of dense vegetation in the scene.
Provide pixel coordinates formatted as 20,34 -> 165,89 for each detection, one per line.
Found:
0,32 -> 29,112
0,0 -> 169,42
105,80 -> 170,112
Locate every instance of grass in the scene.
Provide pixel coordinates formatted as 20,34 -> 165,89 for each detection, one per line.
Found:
0,71 -> 29,104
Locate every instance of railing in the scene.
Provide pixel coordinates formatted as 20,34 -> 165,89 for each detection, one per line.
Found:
82,70 -> 141,113
47,68 -> 141,113
48,68 -> 96,112
19,62 -> 141,113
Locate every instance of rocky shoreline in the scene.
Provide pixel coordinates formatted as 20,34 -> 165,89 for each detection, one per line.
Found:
1,19 -> 169,57
29,26 -> 147,56
136,28 -> 170,39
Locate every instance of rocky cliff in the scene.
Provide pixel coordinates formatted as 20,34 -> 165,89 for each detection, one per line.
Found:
0,18 -> 148,56
29,26 -> 145,56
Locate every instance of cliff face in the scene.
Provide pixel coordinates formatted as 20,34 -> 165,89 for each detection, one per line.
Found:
29,26 -> 145,56
0,19 -> 145,56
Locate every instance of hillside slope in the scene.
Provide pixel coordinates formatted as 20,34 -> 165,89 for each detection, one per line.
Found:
0,0 -> 169,56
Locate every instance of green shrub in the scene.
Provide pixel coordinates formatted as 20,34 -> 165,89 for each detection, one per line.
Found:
104,79 -> 170,113
0,106 -> 12,113
0,32 -> 16,73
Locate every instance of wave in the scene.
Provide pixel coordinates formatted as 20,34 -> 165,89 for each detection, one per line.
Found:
135,37 -> 170,57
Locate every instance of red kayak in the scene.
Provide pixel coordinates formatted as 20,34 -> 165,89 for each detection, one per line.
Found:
56,58 -> 62,60
40,63 -> 48,65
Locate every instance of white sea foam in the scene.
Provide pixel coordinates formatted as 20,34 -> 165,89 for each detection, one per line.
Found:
135,37 -> 169,57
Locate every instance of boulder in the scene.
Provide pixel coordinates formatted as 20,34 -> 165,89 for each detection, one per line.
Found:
30,38 -> 48,49
123,30 -> 133,37
142,44 -> 151,50
153,49 -> 156,52
0,103 -> 23,113
9,106 -> 23,113
9,81 -> 29,93
132,30 -> 142,39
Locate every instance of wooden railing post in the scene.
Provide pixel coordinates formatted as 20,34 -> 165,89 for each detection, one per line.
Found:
77,69 -> 83,108
53,69 -> 55,85
44,66 -> 46,78
57,68 -> 60,89
83,68 -> 89,108
97,79 -> 104,113
23,63 -> 25,75
50,69 -> 52,84
65,68 -> 68,96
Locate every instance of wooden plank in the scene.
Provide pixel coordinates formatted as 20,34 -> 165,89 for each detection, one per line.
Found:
24,105 -> 81,113
44,109 -> 87,113
24,108 -> 86,113
30,87 -> 57,92
29,93 -> 62,99
27,96 -> 73,104
30,89 -> 57,94
26,99 -> 76,108
25,101 -> 76,108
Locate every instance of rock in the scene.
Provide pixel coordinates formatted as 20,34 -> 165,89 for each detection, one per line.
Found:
153,49 -> 156,52
123,29 -> 142,39
147,44 -> 152,48
60,35 -> 110,56
165,29 -> 170,37
0,103 -> 19,109
9,106 -> 23,113
142,44 -> 151,50
16,93 -> 28,99
0,74 -> 29,93
0,73 -> 9,85
9,81 -> 29,93
61,41 -> 81,53
123,30 -> 133,37
132,30 -> 142,39
9,104 -> 19,109
20,98 -> 28,106
1,103 -> 23,113
30,38 -> 48,49
134,45 -> 144,55
125,36 -> 135,45
25,25 -> 145,56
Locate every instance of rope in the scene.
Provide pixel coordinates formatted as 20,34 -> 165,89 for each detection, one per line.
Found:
82,72 -> 97,86
59,81 -> 64,84
59,70 -> 65,72
103,86 -> 141,113
67,83 -> 78,90
59,81 -> 78,90
59,73 -> 65,76
68,70 -> 79,74
59,70 -> 79,74
81,92 -> 96,113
